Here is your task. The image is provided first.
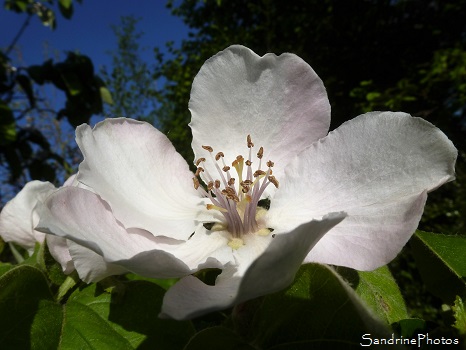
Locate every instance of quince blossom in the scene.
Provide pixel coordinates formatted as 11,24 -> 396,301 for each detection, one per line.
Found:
28,45 -> 456,320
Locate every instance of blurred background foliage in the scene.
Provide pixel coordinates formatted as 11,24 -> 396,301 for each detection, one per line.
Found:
1,0 -> 465,324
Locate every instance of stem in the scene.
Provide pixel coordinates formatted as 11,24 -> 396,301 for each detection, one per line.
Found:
5,13 -> 33,56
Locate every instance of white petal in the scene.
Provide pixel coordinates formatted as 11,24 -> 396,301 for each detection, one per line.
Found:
46,235 -> 75,274
0,181 -> 55,253
76,118 -> 202,240
189,45 -> 330,183
160,212 -> 346,320
36,187 -> 202,279
67,240 -> 128,282
268,112 -> 457,270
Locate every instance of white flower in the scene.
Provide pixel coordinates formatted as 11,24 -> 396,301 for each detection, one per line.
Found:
35,45 -> 456,320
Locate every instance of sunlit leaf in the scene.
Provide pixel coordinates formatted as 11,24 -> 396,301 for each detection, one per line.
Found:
246,263 -> 393,349
336,265 -> 409,325
411,230 -> 466,303
453,296 -> 466,335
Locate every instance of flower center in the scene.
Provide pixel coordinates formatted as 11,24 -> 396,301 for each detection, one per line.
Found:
192,135 -> 279,248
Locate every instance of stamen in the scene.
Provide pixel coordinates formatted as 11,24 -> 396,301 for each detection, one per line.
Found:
247,135 -> 254,148
268,175 -> 279,188
257,147 -> 263,159
195,157 -> 206,166
215,152 -> 224,161
196,136 -> 278,240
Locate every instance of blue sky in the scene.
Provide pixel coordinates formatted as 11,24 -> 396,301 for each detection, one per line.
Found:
0,1 -> 189,70
0,1 -> 190,202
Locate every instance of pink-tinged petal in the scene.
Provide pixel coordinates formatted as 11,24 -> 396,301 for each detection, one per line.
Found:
190,45 -> 330,182
0,181 -> 55,253
67,240 -> 128,282
46,235 -> 75,274
36,187 -> 202,279
268,112 -> 457,270
76,118 -> 202,240
160,212 -> 346,320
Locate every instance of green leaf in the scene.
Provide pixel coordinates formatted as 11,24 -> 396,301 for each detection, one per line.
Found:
336,265 -> 409,324
0,101 -> 16,146
58,0 -> 74,19
100,86 -> 114,105
247,263 -> 393,349
60,280 -> 195,349
184,326 -> 255,350
453,296 -> 466,335
411,230 -> 466,303
15,74 -> 35,107
391,318 -> 427,338
0,265 -> 59,349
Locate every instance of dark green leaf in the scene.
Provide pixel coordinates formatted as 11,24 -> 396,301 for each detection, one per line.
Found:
16,74 -> 35,107
411,230 -> 466,303
247,264 -> 393,349
0,102 -> 16,146
60,280 -> 195,349
184,326 -> 255,350
0,265 -> 57,349
58,0 -> 73,19
391,318 -> 427,338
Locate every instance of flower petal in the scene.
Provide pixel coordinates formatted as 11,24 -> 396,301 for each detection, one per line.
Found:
268,112 -> 457,270
46,235 -> 75,274
160,212 -> 346,320
76,118 -> 202,240
36,187 -> 200,280
0,181 -> 55,253
189,45 -> 330,182
66,240 -> 128,282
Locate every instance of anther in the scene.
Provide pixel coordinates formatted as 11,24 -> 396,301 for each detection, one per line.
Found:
195,157 -> 206,166
195,167 -> 204,176
207,181 -> 214,191
247,135 -> 254,148
254,170 -> 266,177
257,147 -> 264,159
202,145 -> 214,152
245,160 -> 252,166
266,160 -> 274,167
214,180 -> 221,188
268,175 -> 279,188
192,177 -> 200,190
223,166 -> 230,172
215,152 -> 224,161
228,178 -> 236,186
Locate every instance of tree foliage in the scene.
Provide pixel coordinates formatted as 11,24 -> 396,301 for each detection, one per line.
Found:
0,0 -> 110,204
